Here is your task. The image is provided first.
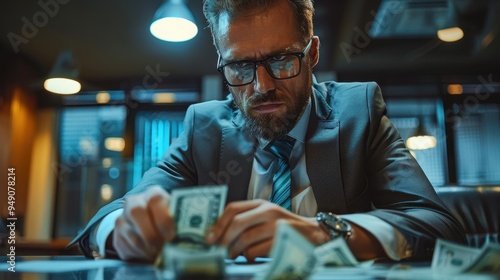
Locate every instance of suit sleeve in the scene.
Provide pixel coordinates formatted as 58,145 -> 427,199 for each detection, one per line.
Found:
363,82 -> 467,259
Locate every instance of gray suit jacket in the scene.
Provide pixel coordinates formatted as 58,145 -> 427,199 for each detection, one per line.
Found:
70,80 -> 466,259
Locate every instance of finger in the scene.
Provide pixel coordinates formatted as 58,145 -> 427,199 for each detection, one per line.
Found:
287,218 -> 330,245
114,216 -> 151,261
122,190 -> 164,254
146,187 -> 175,243
123,198 -> 159,254
218,202 -> 286,247
207,199 -> 267,244
243,238 -> 274,262
230,222 -> 276,258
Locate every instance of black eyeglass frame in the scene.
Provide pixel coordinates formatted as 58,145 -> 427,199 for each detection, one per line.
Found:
217,39 -> 313,87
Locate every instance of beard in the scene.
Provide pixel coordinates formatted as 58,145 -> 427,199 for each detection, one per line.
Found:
232,72 -> 313,141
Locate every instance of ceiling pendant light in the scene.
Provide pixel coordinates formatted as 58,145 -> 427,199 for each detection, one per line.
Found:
406,117 -> 437,150
437,4 -> 464,43
150,0 -> 198,42
437,26 -> 464,42
44,49 -> 81,95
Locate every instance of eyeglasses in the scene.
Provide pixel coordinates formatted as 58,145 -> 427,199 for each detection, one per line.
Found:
217,39 -> 313,87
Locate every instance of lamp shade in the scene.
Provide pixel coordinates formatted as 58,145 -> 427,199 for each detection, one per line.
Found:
406,117 -> 437,150
44,49 -> 81,95
150,0 -> 198,42
437,26 -> 464,42
436,5 -> 464,43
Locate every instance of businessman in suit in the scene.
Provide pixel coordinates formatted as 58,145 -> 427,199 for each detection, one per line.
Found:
70,0 -> 466,262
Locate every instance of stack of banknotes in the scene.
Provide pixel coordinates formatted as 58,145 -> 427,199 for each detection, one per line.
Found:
155,185 -> 499,279
255,222 -> 364,280
155,185 -> 228,279
258,227 -> 500,279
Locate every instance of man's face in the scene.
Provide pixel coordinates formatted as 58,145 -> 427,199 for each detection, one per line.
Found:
216,1 -> 317,140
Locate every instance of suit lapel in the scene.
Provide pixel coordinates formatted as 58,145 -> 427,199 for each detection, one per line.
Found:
221,111 -> 256,203
306,85 -> 347,213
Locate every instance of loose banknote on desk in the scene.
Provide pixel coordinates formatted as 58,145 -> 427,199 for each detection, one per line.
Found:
254,222 -> 317,280
431,238 -> 500,274
155,185 -> 228,279
314,237 -> 360,267
255,223 -> 372,280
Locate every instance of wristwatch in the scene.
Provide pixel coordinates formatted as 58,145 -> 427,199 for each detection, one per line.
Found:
316,212 -> 352,240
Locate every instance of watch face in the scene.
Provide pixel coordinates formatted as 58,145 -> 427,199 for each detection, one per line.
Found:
318,213 -> 351,234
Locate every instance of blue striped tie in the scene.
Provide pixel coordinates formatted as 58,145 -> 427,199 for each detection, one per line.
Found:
267,137 -> 295,211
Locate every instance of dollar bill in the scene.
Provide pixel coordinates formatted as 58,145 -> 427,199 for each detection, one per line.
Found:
314,237 -> 359,267
255,222 -> 317,280
155,185 -> 228,278
431,239 -> 481,274
432,239 -> 500,275
463,242 -> 500,274
169,185 -> 228,246
158,244 -> 227,279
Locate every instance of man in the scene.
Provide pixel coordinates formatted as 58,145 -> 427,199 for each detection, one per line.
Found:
69,0 -> 466,262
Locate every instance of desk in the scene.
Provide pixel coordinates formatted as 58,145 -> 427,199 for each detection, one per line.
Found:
1,256 -> 498,280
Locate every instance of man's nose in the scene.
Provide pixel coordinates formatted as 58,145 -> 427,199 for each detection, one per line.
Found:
253,65 -> 276,94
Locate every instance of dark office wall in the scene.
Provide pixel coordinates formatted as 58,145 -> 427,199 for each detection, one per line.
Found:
0,55 -> 39,235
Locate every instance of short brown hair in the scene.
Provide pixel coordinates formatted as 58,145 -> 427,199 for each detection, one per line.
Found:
203,0 -> 314,47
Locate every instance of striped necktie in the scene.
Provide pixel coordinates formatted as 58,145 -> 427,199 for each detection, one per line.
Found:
266,137 -> 296,211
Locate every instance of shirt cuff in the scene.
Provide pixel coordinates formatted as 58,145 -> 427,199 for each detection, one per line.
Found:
93,209 -> 124,259
341,213 -> 413,260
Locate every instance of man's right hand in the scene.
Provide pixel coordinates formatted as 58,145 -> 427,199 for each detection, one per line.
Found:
111,186 -> 175,261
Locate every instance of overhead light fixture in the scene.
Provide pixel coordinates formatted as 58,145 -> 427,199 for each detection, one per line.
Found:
437,26 -> 464,42
104,137 -> 125,152
153,92 -> 176,103
406,117 -> 437,150
44,49 -> 81,95
100,184 -> 113,201
437,3 -> 463,43
447,84 -> 463,95
150,0 -> 198,42
96,91 -> 111,104
102,158 -> 112,168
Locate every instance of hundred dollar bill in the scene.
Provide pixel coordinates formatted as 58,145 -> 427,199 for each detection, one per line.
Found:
155,185 -> 228,273
169,185 -> 228,246
431,239 -> 481,274
255,222 -> 317,280
314,237 -> 359,267
158,243 -> 227,279
464,242 -> 500,274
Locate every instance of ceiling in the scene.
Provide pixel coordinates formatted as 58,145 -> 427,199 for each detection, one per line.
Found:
1,0 -> 499,92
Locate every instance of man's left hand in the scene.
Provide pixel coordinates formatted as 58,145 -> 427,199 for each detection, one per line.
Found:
205,199 -> 330,261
